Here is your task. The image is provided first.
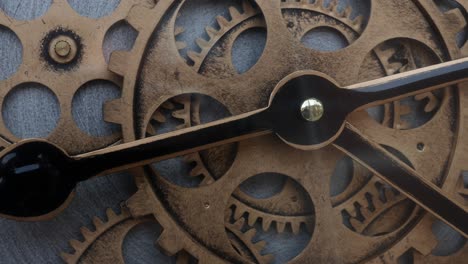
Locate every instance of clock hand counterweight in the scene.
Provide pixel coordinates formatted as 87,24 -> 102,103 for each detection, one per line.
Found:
0,58 -> 466,236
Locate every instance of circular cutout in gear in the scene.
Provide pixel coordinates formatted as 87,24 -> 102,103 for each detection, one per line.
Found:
2,83 -> 60,139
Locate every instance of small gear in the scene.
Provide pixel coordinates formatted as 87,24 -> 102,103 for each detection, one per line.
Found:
225,215 -> 273,264
0,0 -> 152,155
61,207 -> 145,264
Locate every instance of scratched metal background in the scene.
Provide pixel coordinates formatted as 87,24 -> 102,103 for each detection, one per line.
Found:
0,0 -> 465,263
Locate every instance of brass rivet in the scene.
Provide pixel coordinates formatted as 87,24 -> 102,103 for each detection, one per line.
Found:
301,98 -> 324,122
55,40 -> 71,57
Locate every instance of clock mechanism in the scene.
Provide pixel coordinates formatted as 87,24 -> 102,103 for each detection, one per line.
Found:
0,0 -> 466,263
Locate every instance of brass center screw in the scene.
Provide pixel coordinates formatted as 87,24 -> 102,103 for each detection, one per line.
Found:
301,98 -> 324,122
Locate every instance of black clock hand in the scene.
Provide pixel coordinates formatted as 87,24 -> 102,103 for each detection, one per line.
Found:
334,123 -> 468,237
0,58 -> 466,234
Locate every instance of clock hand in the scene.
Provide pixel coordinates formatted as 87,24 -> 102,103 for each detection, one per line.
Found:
334,123 -> 468,237
0,58 -> 465,227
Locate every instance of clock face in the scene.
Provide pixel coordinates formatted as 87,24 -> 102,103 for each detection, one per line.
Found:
0,0 -> 467,263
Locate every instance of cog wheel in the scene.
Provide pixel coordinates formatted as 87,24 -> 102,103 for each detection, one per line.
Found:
105,0 -> 468,263
0,0 -> 152,155
225,214 -> 273,264
61,207 -> 144,264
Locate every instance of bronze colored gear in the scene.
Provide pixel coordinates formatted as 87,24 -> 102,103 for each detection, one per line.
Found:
61,207 -> 145,264
0,0 -> 153,155
225,214 -> 273,264
105,0 -> 468,263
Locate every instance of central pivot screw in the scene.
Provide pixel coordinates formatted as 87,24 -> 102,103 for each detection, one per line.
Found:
301,98 -> 324,122
54,40 -> 71,57
48,35 -> 78,64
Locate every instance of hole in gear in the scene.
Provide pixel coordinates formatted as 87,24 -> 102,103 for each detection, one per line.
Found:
147,94 -> 237,188
103,20 -> 138,63
226,174 -> 315,264
301,27 -> 349,51
359,38 -> 447,130
0,0 -> 52,20
67,0 -> 121,19
72,80 -> 121,137
0,26 -> 22,80
2,83 -> 60,139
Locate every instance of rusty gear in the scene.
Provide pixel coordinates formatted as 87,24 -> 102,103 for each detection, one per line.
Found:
103,0 -> 467,263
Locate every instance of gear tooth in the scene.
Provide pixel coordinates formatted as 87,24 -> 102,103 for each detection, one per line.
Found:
276,222 -> 286,233
445,9 -> 466,32
184,153 -> 198,163
172,109 -> 188,120
106,208 -> 117,220
244,228 -> 257,240
216,15 -> 230,28
69,239 -> 83,251
176,41 -> 187,50
162,101 -> 175,110
352,15 -> 364,31
195,38 -> 210,49
205,26 -> 217,38
254,240 -> 267,251
109,50 -> 131,76
387,63 -> 404,75
126,5 -> 151,30
189,164 -> 205,177
233,206 -> 245,220
314,0 -> 324,8
291,222 -> 301,235
174,26 -> 185,36
93,217 -> 104,228
242,0 -> 255,14
415,92 -> 439,112
349,217 -> 362,231
247,214 -> 258,226
176,124 -> 188,130
201,177 -> 214,185
104,98 -> 126,125
187,51 -> 202,65
461,42 -> 468,57
61,252 -> 76,264
152,110 -> 166,123
146,125 -> 157,136
343,6 -> 353,18
229,6 -> 242,20
233,217 -> 245,229
262,218 -> 272,231
80,227 -> 93,240
157,230 -> 184,256
126,187 -> 153,217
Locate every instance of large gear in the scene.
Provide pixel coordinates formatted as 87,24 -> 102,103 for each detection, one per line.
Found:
0,0 -> 152,155
100,0 -> 468,263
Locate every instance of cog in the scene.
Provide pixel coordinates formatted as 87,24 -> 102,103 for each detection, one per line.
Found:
61,207 -> 144,264
0,0 -> 151,155
105,0 -> 468,263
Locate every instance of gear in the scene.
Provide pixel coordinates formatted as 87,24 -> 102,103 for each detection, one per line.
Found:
61,207 -> 145,264
105,0 -> 467,263
0,0 -> 152,155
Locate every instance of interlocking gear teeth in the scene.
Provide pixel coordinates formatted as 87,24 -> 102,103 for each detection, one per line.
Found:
181,0 -> 261,68
61,207 -> 135,264
340,178 -> 408,234
226,217 -> 274,264
229,197 -> 314,235
281,0 -> 364,32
